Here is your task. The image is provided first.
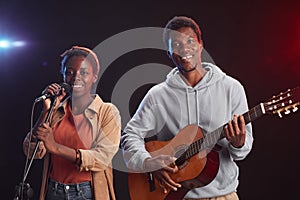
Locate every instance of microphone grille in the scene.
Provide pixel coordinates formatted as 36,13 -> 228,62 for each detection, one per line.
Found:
60,83 -> 71,94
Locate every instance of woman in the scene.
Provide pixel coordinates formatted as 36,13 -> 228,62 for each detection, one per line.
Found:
23,46 -> 121,200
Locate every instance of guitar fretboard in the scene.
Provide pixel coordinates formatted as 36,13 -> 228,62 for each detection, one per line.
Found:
175,103 -> 265,165
243,103 -> 265,124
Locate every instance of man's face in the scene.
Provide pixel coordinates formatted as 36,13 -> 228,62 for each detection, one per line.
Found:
167,27 -> 202,72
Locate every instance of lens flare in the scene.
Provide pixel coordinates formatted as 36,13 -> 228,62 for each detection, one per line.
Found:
0,40 -> 25,49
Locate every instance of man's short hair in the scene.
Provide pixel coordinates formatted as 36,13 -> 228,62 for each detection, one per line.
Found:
163,16 -> 202,47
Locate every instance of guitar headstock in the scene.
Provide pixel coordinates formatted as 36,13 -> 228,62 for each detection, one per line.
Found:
263,87 -> 300,118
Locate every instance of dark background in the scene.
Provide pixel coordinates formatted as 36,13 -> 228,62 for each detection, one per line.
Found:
1,0 -> 299,199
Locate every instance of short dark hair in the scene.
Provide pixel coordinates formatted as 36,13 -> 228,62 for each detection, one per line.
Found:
163,16 -> 202,47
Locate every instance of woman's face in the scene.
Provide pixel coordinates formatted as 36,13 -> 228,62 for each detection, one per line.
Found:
63,55 -> 97,99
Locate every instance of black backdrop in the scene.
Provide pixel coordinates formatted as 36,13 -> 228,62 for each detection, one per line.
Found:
1,0 -> 299,199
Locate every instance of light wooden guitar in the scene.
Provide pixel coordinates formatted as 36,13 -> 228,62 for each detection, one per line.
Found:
128,87 -> 300,200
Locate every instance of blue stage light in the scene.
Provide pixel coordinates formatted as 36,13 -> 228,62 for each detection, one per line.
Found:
0,40 -> 11,48
0,40 -> 25,49
12,41 -> 25,47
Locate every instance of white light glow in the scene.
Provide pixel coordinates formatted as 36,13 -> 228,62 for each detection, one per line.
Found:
0,40 -> 26,48
12,41 -> 25,47
0,40 -> 10,48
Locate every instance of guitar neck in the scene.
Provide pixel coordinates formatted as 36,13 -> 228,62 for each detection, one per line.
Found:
176,86 -> 300,167
210,103 -> 266,142
243,103 -> 265,124
177,103 -> 266,165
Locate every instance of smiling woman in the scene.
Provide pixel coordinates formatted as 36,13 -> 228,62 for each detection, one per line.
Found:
22,46 -> 121,200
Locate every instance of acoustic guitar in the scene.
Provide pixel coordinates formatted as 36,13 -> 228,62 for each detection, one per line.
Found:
128,87 -> 300,200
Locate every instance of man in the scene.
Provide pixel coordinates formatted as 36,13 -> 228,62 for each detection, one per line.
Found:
121,16 -> 253,200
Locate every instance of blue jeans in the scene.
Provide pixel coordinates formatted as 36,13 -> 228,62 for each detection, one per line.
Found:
46,179 -> 93,200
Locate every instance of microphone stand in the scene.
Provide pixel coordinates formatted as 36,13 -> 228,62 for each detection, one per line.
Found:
14,97 -> 58,200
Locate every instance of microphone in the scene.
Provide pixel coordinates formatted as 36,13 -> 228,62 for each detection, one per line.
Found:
35,83 -> 71,102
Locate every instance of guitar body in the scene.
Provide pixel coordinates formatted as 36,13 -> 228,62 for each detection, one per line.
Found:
128,125 -> 220,200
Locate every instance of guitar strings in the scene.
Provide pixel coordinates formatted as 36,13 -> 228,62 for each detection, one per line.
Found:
176,104 -> 263,165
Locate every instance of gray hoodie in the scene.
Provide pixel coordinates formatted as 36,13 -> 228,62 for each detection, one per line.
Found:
122,62 -> 253,198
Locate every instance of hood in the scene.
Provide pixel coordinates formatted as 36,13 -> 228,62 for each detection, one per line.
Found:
165,62 -> 226,90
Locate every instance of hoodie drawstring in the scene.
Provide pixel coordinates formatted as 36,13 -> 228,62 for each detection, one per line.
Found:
186,89 -> 200,126
195,90 -> 199,125
186,88 -> 191,124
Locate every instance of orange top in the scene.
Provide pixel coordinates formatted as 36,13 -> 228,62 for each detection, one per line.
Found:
50,104 -> 92,183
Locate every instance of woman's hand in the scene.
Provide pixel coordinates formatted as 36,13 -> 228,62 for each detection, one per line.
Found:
35,122 -> 59,154
41,83 -> 68,111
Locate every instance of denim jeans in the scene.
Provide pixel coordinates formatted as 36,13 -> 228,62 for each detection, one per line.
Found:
46,179 -> 93,200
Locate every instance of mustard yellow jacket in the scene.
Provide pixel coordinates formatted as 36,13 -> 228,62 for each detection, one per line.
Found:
24,95 -> 121,200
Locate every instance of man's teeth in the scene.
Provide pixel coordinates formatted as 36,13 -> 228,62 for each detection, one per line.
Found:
182,55 -> 193,59
73,85 -> 82,88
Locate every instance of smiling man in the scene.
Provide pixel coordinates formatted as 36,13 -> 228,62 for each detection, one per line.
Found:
121,16 -> 253,200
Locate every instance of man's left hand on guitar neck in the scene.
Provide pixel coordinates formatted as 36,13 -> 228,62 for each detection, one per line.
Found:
224,115 -> 246,148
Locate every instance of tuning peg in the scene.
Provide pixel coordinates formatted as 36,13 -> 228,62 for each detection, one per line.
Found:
284,109 -> 291,115
277,111 -> 282,118
292,106 -> 298,112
